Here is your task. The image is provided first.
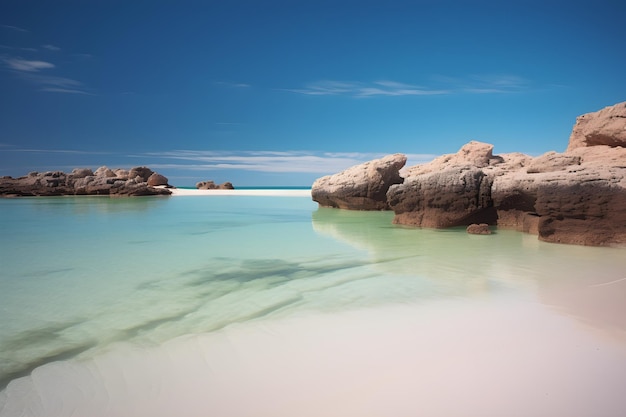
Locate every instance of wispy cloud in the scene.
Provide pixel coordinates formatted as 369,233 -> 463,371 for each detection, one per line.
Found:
0,24 -> 29,33
287,75 -> 532,98
215,81 -> 251,88
3,56 -> 92,94
41,44 -> 61,51
1,147 -> 436,180
461,74 -> 530,93
4,58 -> 55,72
141,150 -> 436,174
18,72 -> 91,94
2,147 -> 109,155
2,28 -> 92,95
285,80 -> 449,97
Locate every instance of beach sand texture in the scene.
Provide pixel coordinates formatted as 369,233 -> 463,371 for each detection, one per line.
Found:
1,194 -> 625,417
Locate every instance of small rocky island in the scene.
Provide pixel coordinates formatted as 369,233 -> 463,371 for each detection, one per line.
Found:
196,180 -> 235,190
312,101 -> 626,247
0,166 -> 173,197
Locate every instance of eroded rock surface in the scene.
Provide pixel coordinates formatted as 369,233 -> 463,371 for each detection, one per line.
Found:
312,101 -> 626,246
196,181 -> 235,190
311,154 -> 407,210
567,101 -> 626,151
0,166 -> 172,197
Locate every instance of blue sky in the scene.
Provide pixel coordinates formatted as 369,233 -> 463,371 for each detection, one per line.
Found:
1,0 -> 625,186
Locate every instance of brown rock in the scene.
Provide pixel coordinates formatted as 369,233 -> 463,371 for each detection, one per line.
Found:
70,168 -> 94,178
526,152 -> 580,173
196,181 -> 235,190
1,167 -> 172,197
128,166 -> 154,182
310,101 -> 626,246
388,167 -> 496,228
534,173 -> 626,246
311,154 -> 406,210
403,141 -> 503,177
467,223 -> 492,235
566,101 -> 626,151
196,181 -> 216,190
147,173 -> 169,186
114,169 -> 130,179
94,166 -> 117,178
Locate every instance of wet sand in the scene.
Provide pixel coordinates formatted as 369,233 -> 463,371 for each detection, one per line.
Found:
2,295 -> 626,417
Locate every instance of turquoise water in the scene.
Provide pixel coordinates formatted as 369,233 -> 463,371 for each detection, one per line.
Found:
1,195 -> 626,415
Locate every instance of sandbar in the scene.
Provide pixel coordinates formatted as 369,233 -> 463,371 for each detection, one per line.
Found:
165,187 -> 312,197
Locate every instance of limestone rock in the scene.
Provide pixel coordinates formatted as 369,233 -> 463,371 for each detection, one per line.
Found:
467,223 -> 492,235
311,154 -> 406,210
566,101 -> 626,151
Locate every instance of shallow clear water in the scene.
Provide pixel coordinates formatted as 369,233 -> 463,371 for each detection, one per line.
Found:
1,195 -> 626,416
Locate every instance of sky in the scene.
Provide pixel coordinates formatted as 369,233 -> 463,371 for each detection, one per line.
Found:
1,0 -> 625,186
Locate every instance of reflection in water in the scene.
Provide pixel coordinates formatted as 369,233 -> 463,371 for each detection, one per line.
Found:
312,206 -> 626,337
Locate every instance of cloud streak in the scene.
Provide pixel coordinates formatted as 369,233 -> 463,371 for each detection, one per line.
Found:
0,24 -> 29,33
287,75 -> 532,98
142,150 -> 436,174
4,58 -> 55,72
285,80 -> 449,97
3,57 -> 91,94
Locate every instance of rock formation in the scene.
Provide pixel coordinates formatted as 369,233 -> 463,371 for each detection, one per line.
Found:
566,101 -> 626,151
467,223 -> 492,235
196,181 -> 235,190
311,153 -> 407,210
312,101 -> 626,247
0,166 -> 172,197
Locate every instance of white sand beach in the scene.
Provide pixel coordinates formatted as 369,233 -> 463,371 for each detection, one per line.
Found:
166,187 -> 312,197
2,297 -> 626,417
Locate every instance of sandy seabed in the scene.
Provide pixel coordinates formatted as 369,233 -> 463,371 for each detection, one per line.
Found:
2,295 -> 625,417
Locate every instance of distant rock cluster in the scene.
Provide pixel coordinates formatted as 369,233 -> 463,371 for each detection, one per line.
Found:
312,101 -> 626,247
196,180 -> 235,190
0,166 -> 172,197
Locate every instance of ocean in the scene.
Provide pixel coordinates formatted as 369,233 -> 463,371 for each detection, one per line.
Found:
1,193 -> 626,416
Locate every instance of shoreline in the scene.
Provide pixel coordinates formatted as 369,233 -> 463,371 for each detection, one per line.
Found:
3,298 -> 626,417
164,187 -> 312,197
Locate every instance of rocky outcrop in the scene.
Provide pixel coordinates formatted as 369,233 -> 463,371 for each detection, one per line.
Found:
467,223 -> 492,235
196,181 -> 235,190
0,166 -> 172,197
312,101 -> 626,247
148,173 -> 169,187
388,166 -> 495,228
566,101 -> 626,151
311,154 -> 406,210
388,142 -> 499,227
